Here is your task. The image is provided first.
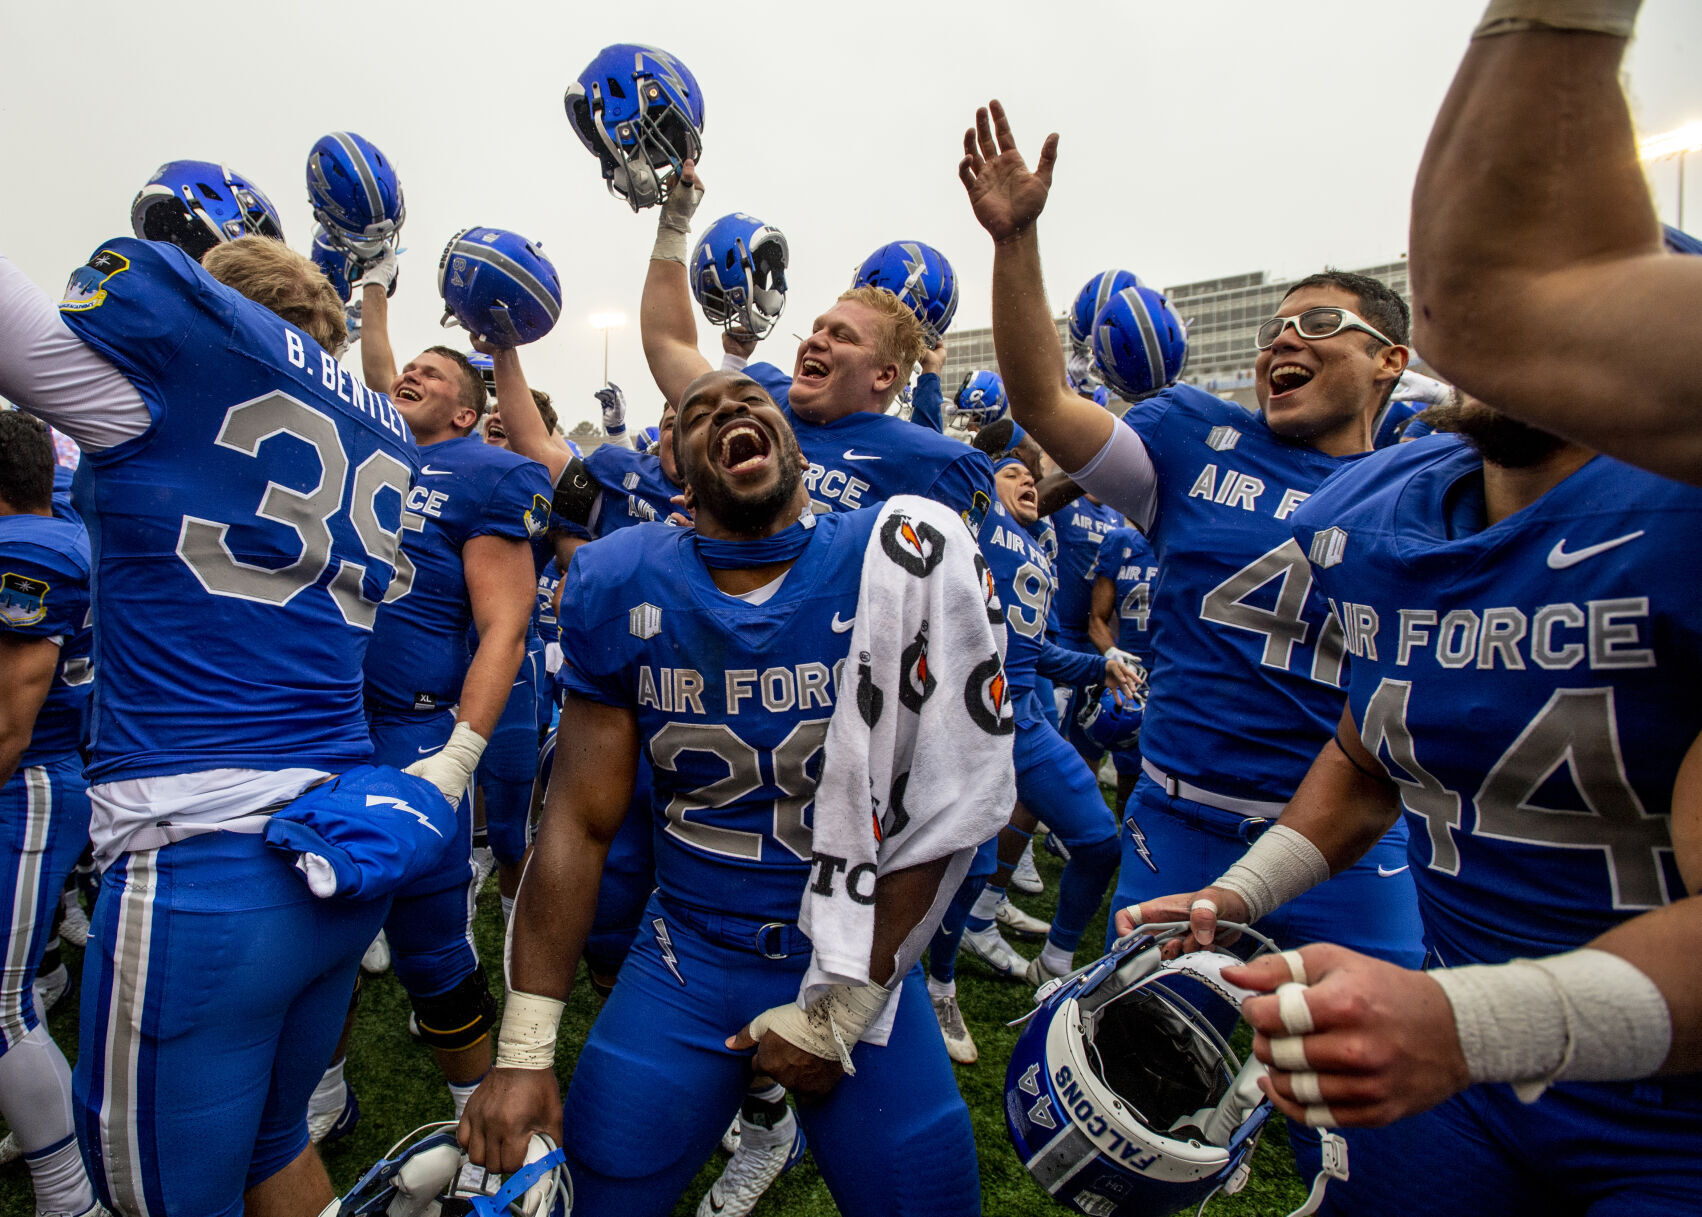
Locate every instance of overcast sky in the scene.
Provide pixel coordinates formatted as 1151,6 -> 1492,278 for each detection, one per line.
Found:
3,0 -> 1697,429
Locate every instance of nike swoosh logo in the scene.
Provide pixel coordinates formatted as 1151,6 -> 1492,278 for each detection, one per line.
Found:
419,464 -> 454,476
1377,864 -> 1409,878
1547,530 -> 1644,569
416,744 -> 436,754
842,449 -> 880,462
830,613 -> 855,633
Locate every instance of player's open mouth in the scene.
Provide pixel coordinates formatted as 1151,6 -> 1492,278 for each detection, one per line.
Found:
798,356 -> 829,383
486,419 -> 507,440
714,420 -> 773,474
1268,363 -> 1314,397
396,386 -> 424,402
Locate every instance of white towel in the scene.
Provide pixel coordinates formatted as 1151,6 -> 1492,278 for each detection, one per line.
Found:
799,495 -> 1016,1044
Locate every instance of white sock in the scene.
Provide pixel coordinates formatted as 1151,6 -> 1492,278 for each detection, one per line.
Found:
1040,941 -> 1074,975
449,1078 -> 482,1121
926,975 -> 956,1002
24,1136 -> 93,1217
970,886 -> 1005,921
308,1057 -> 346,1119
0,1024 -> 75,1154
500,895 -> 514,923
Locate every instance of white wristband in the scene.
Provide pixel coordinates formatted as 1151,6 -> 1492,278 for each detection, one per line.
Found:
494,990 -> 565,1071
650,180 -> 702,266
746,981 -> 893,1076
1211,825 -> 1331,923
721,351 -> 749,372
1430,948 -> 1671,1102
1474,0 -> 1640,39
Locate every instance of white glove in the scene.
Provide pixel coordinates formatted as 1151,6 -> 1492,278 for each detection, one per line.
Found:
1104,647 -> 1140,669
595,383 -> 627,436
352,245 -> 399,297
1390,369 -> 1451,407
651,172 -> 703,264
403,721 -> 486,807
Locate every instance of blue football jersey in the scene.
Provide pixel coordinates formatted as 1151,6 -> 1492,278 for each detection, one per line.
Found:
58,238 -> 418,782
558,511 -> 878,923
365,436 -> 551,713
1092,525 -> 1160,660
745,362 -> 995,524
1048,497 -> 1123,648
0,513 -> 92,762
1292,437 -> 1700,964
535,558 -> 562,646
583,444 -> 683,536
1122,383 -> 1361,803
976,499 -> 1056,702
1371,398 -> 1425,449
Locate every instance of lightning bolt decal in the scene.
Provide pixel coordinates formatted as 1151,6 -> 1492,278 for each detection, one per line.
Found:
653,917 -> 686,985
366,794 -> 444,837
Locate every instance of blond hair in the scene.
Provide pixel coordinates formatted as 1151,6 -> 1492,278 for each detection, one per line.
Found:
836,285 -> 928,402
202,236 -> 348,355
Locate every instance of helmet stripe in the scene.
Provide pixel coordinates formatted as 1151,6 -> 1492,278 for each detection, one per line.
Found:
332,132 -> 384,220
450,241 -> 562,322
1129,291 -> 1166,387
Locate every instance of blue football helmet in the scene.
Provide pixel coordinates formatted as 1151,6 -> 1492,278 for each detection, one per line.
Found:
565,44 -> 705,211
1006,926 -> 1278,1217
438,228 -> 563,346
1076,680 -> 1146,752
130,160 -> 285,261
953,370 -> 1008,426
1069,269 -> 1144,355
307,131 -> 406,257
638,424 -> 661,452
311,226 -> 355,302
851,241 -> 959,348
691,213 -> 789,339
318,1121 -> 569,1216
1092,286 -> 1188,401
465,350 -> 498,397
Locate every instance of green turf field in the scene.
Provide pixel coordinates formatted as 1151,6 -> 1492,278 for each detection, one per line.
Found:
3,836 -> 1307,1216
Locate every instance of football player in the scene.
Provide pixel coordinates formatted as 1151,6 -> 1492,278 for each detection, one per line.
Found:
1087,523 -> 1159,815
1125,394 -> 1702,1213
1047,489 -> 1125,762
1410,0 -> 1702,485
321,259 -> 547,1131
960,100 -> 1426,1180
0,234 -> 416,1216
639,164 -> 996,524
0,411 -> 100,1217
460,370 -> 1002,1217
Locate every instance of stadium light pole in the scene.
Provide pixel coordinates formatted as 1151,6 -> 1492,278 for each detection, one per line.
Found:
589,312 -> 627,384
1640,121 -> 1702,231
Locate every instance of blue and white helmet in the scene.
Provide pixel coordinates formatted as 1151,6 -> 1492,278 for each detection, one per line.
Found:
311,226 -> 362,343
1069,269 -> 1144,355
1006,926 -> 1277,1217
1091,286 -> 1188,401
438,227 -> 563,347
954,370 -> 1008,426
318,1122 -> 570,1217
465,350 -> 498,396
306,131 -> 406,257
130,160 -> 285,261
565,43 -> 705,212
851,241 -> 959,348
1075,682 -> 1145,752
690,213 -> 789,339
639,424 -> 661,452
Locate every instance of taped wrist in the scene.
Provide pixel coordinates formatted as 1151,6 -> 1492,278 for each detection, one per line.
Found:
1430,948 -> 1671,1102
1474,0 -> 1640,39
1212,825 -> 1330,923
494,989 -> 566,1070
406,721 -> 487,806
746,981 -> 893,1075
650,182 -> 702,265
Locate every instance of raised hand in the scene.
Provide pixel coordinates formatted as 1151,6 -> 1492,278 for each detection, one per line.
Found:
959,100 -> 1059,244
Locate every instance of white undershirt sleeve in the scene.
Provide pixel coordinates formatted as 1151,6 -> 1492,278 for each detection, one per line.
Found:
0,255 -> 151,452
1064,418 -> 1159,532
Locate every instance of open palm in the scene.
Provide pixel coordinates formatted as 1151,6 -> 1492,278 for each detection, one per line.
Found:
959,100 -> 1059,243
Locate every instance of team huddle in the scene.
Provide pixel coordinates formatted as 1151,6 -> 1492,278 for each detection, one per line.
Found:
1,5 -> 1701,1217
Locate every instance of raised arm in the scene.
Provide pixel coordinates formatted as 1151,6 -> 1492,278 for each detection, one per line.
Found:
356,248 -> 400,394
640,162 -> 713,408
474,340 -> 571,485
1410,6 -> 1702,483
960,102 -> 1114,473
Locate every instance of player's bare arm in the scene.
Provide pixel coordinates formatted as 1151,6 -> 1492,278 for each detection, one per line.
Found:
1411,13 -> 1702,483
455,535 -> 537,742
1033,469 -> 1082,520
473,339 -> 571,485
0,636 -> 59,787
460,694 -> 640,1173
960,101 -> 1113,472
640,161 -> 713,408
1119,704 -> 1405,950
1087,575 -> 1116,655
359,273 -> 398,395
